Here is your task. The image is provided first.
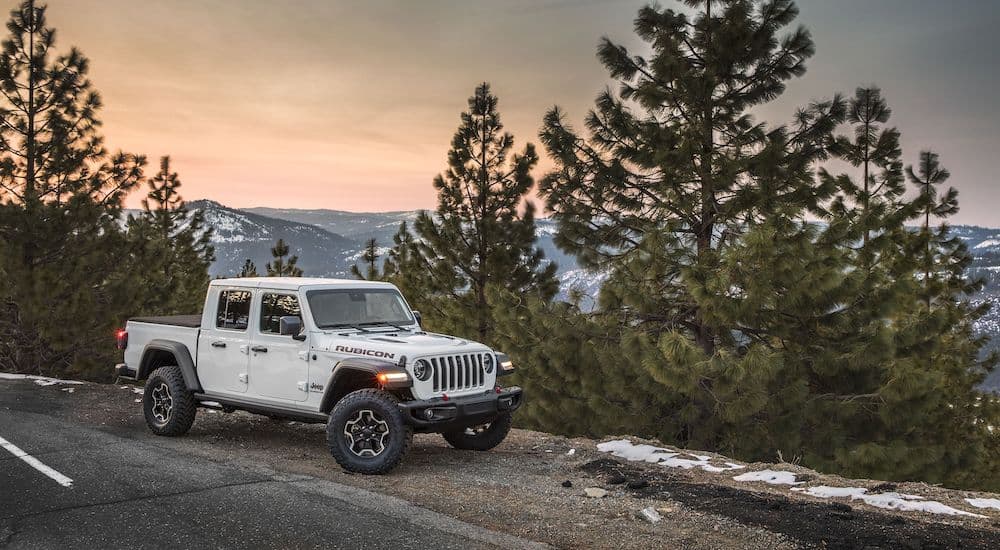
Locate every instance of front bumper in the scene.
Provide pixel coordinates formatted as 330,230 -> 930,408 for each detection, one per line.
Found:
398,386 -> 523,431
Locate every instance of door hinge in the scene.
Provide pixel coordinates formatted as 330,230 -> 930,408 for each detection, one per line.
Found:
238,373 -> 248,384
297,381 -> 307,392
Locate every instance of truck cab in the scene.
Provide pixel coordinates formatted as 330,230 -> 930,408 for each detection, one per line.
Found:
116,277 -> 522,474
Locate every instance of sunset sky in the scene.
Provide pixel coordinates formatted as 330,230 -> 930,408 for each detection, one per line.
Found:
22,0 -> 1000,225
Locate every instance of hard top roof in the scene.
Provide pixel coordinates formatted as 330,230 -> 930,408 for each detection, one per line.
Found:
209,277 -> 397,291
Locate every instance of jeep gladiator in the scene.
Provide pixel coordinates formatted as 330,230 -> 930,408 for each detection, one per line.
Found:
115,277 -> 522,474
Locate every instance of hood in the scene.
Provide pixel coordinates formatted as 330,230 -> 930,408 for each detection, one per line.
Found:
310,329 -> 492,360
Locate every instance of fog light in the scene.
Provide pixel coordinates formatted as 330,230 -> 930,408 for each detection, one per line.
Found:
424,409 -> 434,420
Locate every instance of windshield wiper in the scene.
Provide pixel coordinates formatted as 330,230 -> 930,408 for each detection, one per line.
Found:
320,323 -> 371,332
357,321 -> 412,331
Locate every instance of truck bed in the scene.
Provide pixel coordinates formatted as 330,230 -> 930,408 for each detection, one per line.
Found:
123,316 -> 202,375
130,315 -> 201,328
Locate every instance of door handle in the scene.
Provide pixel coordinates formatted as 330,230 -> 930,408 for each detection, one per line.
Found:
211,341 -> 227,348
250,345 -> 268,353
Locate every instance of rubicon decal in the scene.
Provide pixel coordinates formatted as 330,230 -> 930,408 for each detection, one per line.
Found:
334,345 -> 396,360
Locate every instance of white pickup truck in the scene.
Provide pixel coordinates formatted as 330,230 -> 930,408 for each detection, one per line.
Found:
115,277 -> 522,474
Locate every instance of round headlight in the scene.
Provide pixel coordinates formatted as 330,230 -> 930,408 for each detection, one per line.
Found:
482,354 -> 494,374
413,359 -> 432,381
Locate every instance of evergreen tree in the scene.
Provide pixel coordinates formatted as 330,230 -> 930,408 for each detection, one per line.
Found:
539,0 -> 842,355
829,87 -> 905,250
873,151 -> 999,488
266,238 -> 302,277
127,156 -> 214,314
351,238 -> 381,280
536,0 -> 844,453
381,221 -> 441,314
906,151 -> 956,308
0,0 -> 145,377
238,258 -> 259,277
407,83 -> 558,341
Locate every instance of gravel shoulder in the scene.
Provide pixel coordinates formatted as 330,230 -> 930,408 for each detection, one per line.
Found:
4,377 -> 999,549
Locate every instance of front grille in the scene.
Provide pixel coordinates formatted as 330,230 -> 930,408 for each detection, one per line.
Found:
429,353 -> 490,393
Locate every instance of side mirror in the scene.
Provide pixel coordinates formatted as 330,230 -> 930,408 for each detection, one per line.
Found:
279,316 -> 304,340
412,310 -> 422,325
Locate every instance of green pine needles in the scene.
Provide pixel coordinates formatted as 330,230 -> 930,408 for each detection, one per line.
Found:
394,83 -> 558,342
509,0 -> 999,491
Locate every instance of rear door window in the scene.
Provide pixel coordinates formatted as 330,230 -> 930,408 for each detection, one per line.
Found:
216,290 -> 252,331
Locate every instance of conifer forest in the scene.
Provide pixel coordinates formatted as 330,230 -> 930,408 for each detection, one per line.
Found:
1,0 -> 998,492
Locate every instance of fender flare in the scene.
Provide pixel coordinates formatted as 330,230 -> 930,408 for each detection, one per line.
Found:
138,339 -> 202,392
319,357 -> 410,413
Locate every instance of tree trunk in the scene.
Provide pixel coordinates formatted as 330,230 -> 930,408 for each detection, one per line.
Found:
694,0 -> 716,357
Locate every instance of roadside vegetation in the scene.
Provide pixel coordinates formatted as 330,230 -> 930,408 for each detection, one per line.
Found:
0,0 -> 996,491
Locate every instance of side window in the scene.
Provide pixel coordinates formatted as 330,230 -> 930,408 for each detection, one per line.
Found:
216,290 -> 252,331
260,293 -> 302,334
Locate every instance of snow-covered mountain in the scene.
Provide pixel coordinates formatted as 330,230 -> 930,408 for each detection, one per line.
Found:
180,200 -> 1000,391
246,207 -> 418,243
242,205 -> 601,300
188,200 -> 359,278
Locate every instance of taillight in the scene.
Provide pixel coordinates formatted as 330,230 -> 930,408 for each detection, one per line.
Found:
115,329 -> 128,350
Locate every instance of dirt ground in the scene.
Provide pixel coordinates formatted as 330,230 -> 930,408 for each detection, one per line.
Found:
9,377 -> 1000,549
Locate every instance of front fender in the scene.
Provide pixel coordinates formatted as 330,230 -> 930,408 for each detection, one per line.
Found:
319,358 -> 411,413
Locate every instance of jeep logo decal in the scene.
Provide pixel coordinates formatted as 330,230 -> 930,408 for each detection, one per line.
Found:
309,382 -> 324,392
334,345 -> 395,360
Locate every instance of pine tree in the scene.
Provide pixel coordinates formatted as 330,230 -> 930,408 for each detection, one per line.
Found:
382,222 -> 414,284
407,83 -> 558,341
829,87 -> 904,250
870,151 -> 1000,488
906,151 -> 956,309
734,89 -> 996,488
381,221 -> 441,315
127,156 -> 214,314
351,238 -> 381,280
238,258 -> 259,277
539,1 -> 843,356
266,238 -> 302,277
536,0 -> 845,454
0,0 -> 145,377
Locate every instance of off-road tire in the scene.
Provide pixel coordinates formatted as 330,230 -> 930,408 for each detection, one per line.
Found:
442,411 -> 513,451
143,366 -> 197,436
327,389 -> 412,475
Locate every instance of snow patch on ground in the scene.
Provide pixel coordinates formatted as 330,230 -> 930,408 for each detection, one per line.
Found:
974,238 -> 1000,249
597,439 -> 745,473
793,486 -> 985,517
0,373 -> 84,386
966,498 -> 1000,511
343,247 -> 391,261
794,486 -> 867,499
598,437 -> 992,520
733,470 -> 803,486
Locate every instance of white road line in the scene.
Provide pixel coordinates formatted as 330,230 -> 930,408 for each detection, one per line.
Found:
0,435 -> 74,488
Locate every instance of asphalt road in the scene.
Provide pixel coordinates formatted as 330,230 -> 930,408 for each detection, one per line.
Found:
0,383 -> 542,549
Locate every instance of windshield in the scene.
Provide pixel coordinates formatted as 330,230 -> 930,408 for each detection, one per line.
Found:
307,288 -> 415,329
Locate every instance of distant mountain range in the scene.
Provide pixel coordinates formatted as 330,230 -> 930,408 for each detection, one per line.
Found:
177,199 -> 1000,392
